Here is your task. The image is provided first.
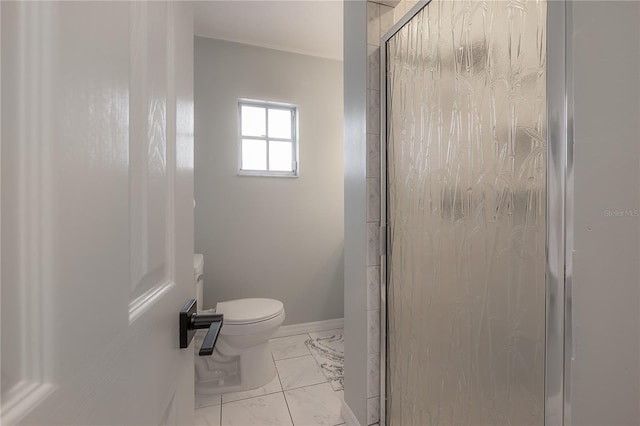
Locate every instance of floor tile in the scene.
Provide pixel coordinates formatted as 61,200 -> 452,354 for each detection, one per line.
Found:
195,393 -> 222,409
306,330 -> 344,391
221,375 -> 282,404
195,404 -> 221,426
270,334 -> 311,360
275,355 -> 327,390
284,382 -> 344,426
221,392 -> 293,426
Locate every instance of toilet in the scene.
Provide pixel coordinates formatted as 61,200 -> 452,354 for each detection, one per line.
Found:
193,254 -> 285,395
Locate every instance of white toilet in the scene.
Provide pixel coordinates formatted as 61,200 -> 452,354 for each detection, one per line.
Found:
193,254 -> 285,395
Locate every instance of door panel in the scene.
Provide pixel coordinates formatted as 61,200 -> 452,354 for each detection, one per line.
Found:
128,0 -> 181,327
385,1 -> 547,424
130,1 -> 170,308
1,2 -> 194,424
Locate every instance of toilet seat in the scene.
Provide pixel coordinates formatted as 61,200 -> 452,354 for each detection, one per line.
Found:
216,298 -> 284,325
219,312 -> 285,336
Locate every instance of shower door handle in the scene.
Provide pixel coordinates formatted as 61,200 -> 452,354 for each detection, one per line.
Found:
179,299 -> 224,356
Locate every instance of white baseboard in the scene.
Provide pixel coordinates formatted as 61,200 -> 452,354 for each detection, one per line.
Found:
273,318 -> 344,338
341,400 -> 361,426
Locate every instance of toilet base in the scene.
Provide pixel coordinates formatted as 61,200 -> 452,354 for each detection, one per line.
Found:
195,340 -> 276,395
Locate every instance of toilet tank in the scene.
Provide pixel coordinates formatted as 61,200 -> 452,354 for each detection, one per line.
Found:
194,254 -> 204,309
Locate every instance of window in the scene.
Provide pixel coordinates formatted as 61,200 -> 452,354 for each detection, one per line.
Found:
238,99 -> 298,177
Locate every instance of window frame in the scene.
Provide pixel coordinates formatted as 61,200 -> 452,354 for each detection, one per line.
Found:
237,98 -> 299,177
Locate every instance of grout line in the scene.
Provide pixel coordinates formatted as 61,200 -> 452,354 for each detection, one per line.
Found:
219,385 -> 282,405
273,353 -> 314,363
272,349 -> 312,361
219,357 -> 281,406
272,332 -> 312,340
282,380 -> 334,393
276,366 -> 285,388
219,394 -> 223,426
281,392 -> 295,425
276,366 -> 295,426
282,379 -> 326,393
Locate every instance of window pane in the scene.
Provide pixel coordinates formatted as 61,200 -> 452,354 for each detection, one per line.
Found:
241,106 -> 266,137
242,139 -> 267,170
269,141 -> 293,172
268,108 -> 292,139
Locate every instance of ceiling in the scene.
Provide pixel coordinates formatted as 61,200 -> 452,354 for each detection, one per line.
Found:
194,1 -> 343,61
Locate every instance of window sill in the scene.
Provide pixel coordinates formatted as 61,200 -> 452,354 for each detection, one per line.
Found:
238,170 -> 299,178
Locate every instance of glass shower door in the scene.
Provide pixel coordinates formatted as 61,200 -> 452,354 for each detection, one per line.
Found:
384,1 -> 547,424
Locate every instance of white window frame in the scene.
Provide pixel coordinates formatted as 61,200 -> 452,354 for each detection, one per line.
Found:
237,98 -> 299,177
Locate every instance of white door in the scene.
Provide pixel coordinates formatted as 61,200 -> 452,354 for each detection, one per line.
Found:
1,2 -> 195,425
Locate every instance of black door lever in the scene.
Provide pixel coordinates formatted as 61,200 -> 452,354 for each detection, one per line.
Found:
179,299 -> 224,356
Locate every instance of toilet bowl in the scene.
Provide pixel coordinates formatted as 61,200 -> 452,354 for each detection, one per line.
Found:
193,255 -> 285,395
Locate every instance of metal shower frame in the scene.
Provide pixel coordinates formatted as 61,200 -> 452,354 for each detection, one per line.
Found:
378,1 -> 573,424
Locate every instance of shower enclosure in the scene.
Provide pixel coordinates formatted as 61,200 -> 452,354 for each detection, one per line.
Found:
381,1 -> 569,424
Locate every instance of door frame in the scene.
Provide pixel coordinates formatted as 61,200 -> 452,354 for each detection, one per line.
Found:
378,1 -> 573,425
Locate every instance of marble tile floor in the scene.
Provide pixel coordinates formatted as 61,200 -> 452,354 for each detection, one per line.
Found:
195,329 -> 345,426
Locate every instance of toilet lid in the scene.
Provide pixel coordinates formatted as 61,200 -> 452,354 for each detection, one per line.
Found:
215,298 -> 284,324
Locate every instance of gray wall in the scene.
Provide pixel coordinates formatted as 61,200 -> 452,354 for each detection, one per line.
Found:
343,1 -> 369,424
571,2 -> 640,425
194,37 -> 344,325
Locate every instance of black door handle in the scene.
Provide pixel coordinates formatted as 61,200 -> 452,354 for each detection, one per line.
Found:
192,312 -> 223,356
179,299 -> 224,356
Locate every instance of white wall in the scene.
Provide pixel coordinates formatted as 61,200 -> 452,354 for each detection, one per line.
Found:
570,2 -> 640,424
194,37 -> 344,326
343,2 -> 412,424
343,0 -> 415,425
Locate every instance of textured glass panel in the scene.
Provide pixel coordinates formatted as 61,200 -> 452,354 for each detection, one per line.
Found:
242,139 -> 267,170
241,106 -> 266,137
268,108 -> 292,139
269,141 -> 293,171
386,1 -> 547,425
